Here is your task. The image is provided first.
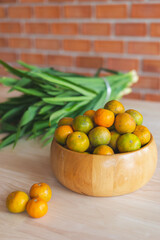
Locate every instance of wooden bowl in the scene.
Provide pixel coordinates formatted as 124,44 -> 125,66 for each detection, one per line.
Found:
50,135 -> 157,197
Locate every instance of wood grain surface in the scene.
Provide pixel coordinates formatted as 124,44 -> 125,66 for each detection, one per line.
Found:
0,99 -> 160,240
51,136 -> 157,197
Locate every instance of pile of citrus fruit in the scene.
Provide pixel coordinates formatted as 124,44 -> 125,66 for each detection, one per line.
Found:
54,100 -> 151,155
6,182 -> 52,218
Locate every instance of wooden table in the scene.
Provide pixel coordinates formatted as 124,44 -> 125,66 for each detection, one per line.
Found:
0,99 -> 160,240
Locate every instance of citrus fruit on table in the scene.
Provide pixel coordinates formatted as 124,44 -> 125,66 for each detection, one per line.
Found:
115,113 -> 136,134
133,125 -> 151,146
94,108 -> 114,128
67,131 -> 90,152
54,125 -> 73,145
26,198 -> 48,218
125,109 -> 143,126
29,183 -> 52,202
88,126 -> 111,147
93,145 -> 114,155
83,110 -> 95,121
117,133 -> 141,153
104,100 -> 125,115
109,130 -> 120,151
6,191 -> 29,213
58,117 -> 73,127
72,115 -> 94,134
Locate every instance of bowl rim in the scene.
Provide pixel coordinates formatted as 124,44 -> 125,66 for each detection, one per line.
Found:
52,134 -> 153,158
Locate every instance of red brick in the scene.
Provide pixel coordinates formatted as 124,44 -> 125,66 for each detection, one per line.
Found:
131,4 -> 160,18
107,58 -> 139,71
94,41 -> 124,53
0,7 -> 5,18
0,67 -> 8,77
35,39 -> 60,50
134,76 -> 159,90
51,23 -> 78,35
8,7 -> 32,18
115,23 -> 146,36
34,6 -> 60,19
0,52 -> 17,62
49,0 -> 73,1
47,55 -> 73,67
25,23 -> 50,34
81,23 -> 110,36
145,93 -> 160,102
143,60 -> 160,73
0,38 -> 8,47
21,53 -> 46,65
128,42 -> 159,55
0,0 -> 16,3
76,56 -> 103,69
123,92 -> 142,100
20,0 -> 44,2
8,38 -> 32,49
150,23 -> 160,37
96,5 -> 127,18
0,23 -> 21,33
64,6 -> 91,18
63,40 -> 90,52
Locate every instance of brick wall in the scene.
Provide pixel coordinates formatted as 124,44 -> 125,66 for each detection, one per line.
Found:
0,0 -> 160,102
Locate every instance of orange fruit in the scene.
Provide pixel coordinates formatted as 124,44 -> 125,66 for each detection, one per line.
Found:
58,117 -> 73,127
72,115 -> 94,134
67,131 -> 90,153
6,191 -> 29,213
117,133 -> 141,153
104,100 -> 125,115
29,183 -> 52,202
109,130 -> 120,151
133,125 -> 151,146
125,109 -> 143,125
26,198 -> 48,218
83,110 -> 95,121
93,145 -> 114,155
115,113 -> 136,134
94,108 -> 114,128
88,126 -> 111,147
54,125 -> 73,145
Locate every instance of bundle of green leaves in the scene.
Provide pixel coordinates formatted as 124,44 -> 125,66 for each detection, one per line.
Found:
0,60 -> 138,149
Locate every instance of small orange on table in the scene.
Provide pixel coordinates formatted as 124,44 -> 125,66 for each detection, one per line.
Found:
67,131 -> 90,152
93,145 -> 114,155
6,191 -> 29,213
94,108 -> 114,128
115,113 -> 136,134
58,117 -> 73,127
133,125 -> 151,146
54,125 -> 73,145
30,182 -> 52,202
26,198 -> 48,218
104,100 -> 125,115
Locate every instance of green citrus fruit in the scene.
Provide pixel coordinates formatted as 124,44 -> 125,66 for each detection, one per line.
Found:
109,130 -> 120,151
66,131 -> 90,153
117,133 -> 141,153
72,115 -> 94,134
88,126 -> 111,147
